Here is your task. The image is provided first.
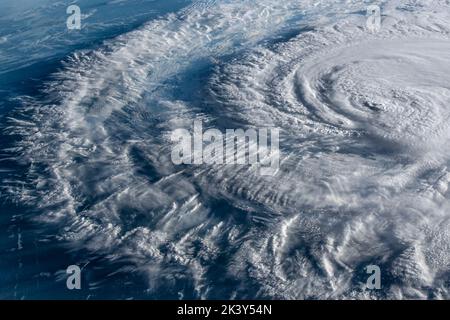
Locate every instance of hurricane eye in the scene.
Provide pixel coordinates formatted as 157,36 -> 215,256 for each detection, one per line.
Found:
363,101 -> 381,112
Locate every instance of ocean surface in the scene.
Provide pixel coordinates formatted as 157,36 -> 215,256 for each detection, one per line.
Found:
1,0 -> 450,299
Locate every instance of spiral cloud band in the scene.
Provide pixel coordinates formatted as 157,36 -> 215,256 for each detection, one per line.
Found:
4,0 -> 450,299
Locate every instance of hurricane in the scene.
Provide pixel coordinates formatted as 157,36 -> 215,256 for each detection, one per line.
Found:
1,0 -> 450,299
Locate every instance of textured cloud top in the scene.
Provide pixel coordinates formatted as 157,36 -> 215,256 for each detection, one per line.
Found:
3,0 -> 450,299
